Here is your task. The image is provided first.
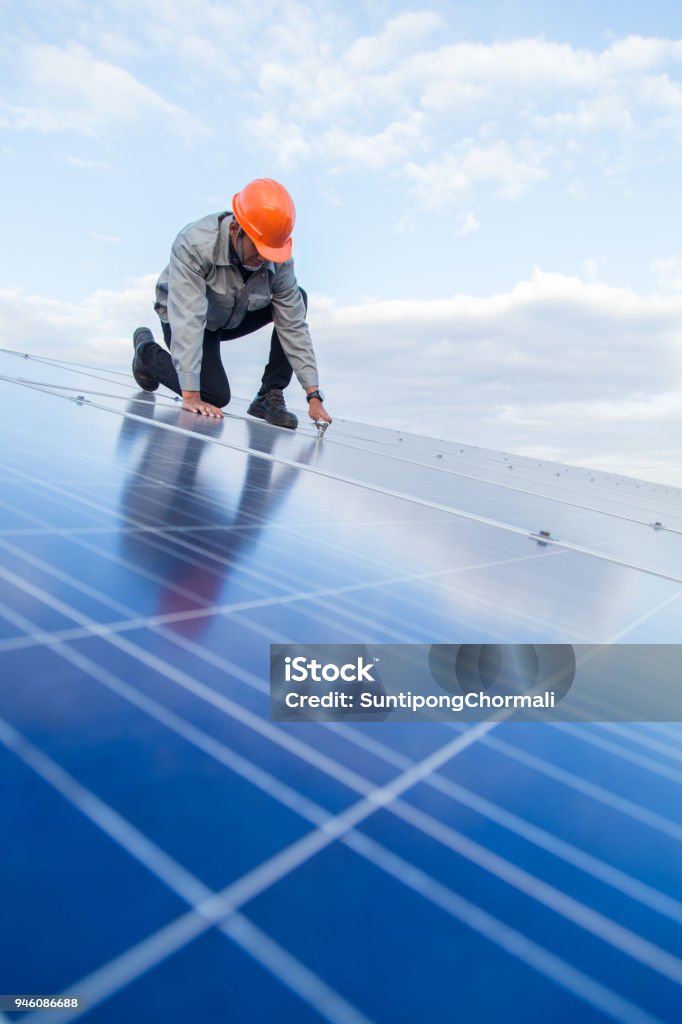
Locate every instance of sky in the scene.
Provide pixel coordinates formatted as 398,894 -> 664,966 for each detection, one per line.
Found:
1,0 -> 682,486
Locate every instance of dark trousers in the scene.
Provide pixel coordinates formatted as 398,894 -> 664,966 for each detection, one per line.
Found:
141,288 -> 307,408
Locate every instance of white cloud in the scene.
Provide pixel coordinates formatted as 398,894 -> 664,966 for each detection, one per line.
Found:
322,112 -> 428,172
244,113 -> 311,169
305,269 -> 682,485
534,95 -> 636,133
652,257 -> 682,293
238,24 -> 682,204
0,276 -> 158,368
457,211 -> 479,236
582,258 -> 600,280
9,5 -> 682,206
2,268 -> 681,486
405,142 -> 547,206
0,43 -> 205,139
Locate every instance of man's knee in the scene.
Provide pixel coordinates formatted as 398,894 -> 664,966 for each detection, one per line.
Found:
202,389 -> 231,409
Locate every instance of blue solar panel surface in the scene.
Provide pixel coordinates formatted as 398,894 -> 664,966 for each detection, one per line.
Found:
0,349 -> 680,1023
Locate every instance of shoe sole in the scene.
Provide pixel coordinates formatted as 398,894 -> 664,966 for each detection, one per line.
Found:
131,355 -> 159,392
247,403 -> 297,429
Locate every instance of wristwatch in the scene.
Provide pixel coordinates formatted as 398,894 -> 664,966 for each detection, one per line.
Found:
306,389 -> 325,403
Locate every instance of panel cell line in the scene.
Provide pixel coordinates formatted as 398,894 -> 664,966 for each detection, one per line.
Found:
0,351 -> 680,1024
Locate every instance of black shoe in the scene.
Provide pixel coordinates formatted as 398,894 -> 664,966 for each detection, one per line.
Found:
247,389 -> 298,429
132,327 -> 159,392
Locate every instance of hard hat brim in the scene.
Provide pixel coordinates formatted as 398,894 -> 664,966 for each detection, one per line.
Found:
253,236 -> 293,262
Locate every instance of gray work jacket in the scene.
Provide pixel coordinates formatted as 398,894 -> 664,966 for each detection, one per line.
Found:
154,212 -> 319,393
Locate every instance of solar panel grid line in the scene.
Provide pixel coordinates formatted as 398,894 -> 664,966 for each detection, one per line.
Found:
0,438 -> 432,589
0,536 -> 667,815
477,733 -> 682,841
3,606 -> 528,1023
79,512 -> 403,643
5,381 -> 682,586
3,356 -> 681,1020
0,364 -> 150,395
0,623 -> 110,654
0,607 -> 347,832
4,350 -> 678,514
0,524 -> 292,626
0,519 -> 449,536
24,558 -> 681,857
0,462 -> 608,652
324,722 -> 682,924
11,690 -> 670,1024
596,725 -> 682,763
235,598 -> 421,645
1,566 -> 500,816
1,425 -> 593,630
370,790 -> 682,982
0,376 -> 184,408
261,424 -> 682,534
3,403 -> 675,598
548,725 -> 682,783
0,524 -> 573,651
538,662 -> 682,723
0,532 -> 679,762
218,917 -> 376,1024
3,546 -> 681,850
314,416 -> 676,491
341,831 -> 668,1024
2,524 -> 567,648
7,622 -> 675,1007
15,767 -> 652,1024
0,717 -> 375,1024
3,421 -> 675,651
300,545 -> 646,644
0,348 -> 136,379
294,443 -> 682,520
2,561 -> 675,942
604,591 -> 682,644
565,639 -> 682,716
0,544 -> 530,651
2,509 -> 438,655
585,724 -> 682,771
239,409 -> 682,511
2,567 -> 681,986
25,907 -> 218,1024
0,465 -> 359,608
2,415 -> 452,566
0,716 -> 212,905
0,490 -> 309,603
637,723 -> 682,736
9,373 -> 681,536
0,353 -> 642,486
9,372 -> 682,543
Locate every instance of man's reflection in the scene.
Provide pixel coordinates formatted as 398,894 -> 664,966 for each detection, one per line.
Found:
116,395 -> 310,637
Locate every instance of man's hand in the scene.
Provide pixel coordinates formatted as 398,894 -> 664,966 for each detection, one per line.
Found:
181,390 -> 224,419
307,397 -> 332,424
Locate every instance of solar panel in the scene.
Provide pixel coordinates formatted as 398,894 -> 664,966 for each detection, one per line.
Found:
0,348 -> 680,1023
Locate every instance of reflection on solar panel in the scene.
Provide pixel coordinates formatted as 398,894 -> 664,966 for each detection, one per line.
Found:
0,348 -> 680,1024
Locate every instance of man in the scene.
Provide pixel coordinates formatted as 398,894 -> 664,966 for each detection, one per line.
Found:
131,177 -> 332,429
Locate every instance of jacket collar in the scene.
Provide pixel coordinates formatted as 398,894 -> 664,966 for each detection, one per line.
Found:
215,211 -> 274,272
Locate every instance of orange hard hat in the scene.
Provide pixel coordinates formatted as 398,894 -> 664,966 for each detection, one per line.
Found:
232,178 -> 296,262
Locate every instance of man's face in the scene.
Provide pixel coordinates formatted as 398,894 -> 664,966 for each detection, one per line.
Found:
229,220 -> 265,270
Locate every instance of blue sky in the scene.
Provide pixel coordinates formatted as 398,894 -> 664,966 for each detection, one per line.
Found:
1,1 -> 682,484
